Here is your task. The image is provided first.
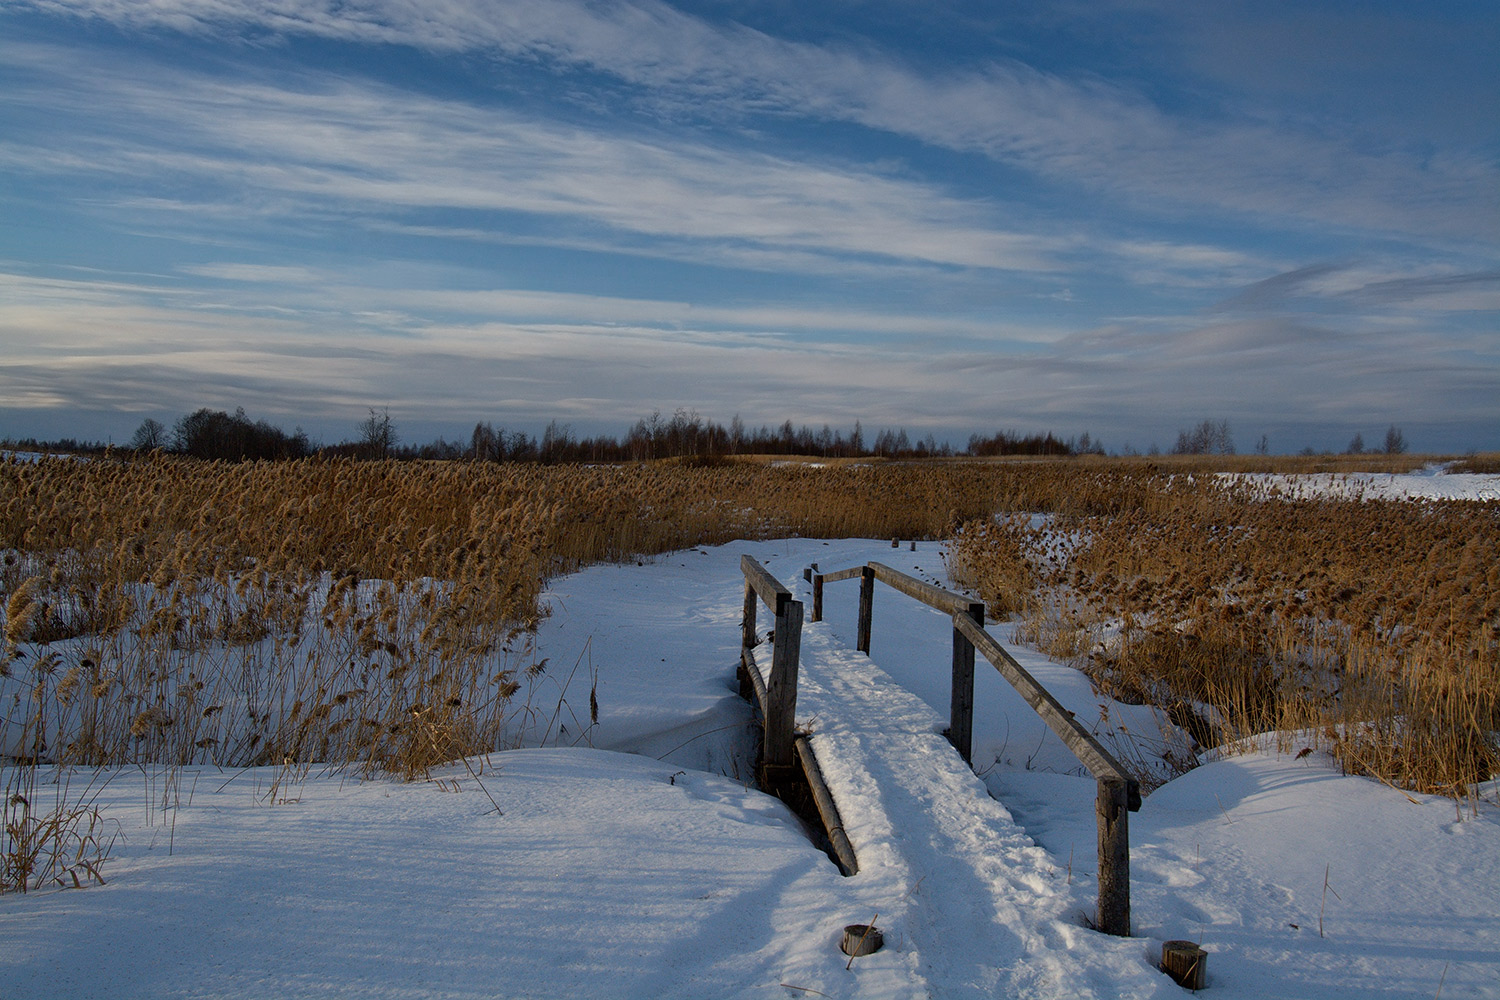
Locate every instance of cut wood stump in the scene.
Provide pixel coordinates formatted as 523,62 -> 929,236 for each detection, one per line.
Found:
1161,940 -> 1207,990
840,924 -> 883,957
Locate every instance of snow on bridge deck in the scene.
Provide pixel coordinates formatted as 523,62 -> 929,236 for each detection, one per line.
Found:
786,608 -> 1124,997
536,535 -> 1168,997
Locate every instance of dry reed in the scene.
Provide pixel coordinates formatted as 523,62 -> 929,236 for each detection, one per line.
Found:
1,451 -> 1492,891
946,467 -> 1498,797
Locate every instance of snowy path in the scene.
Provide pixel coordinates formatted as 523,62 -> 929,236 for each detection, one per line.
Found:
540,538 -> 1169,997
790,619 -> 1143,998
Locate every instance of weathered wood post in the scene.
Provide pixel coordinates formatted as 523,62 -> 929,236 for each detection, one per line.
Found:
743,577 -> 758,649
856,566 -> 875,654
954,611 -> 1138,938
1096,777 -> 1131,936
764,594 -> 802,779
812,574 -> 824,623
948,600 -> 983,765
1161,941 -> 1207,989
740,577 -> 758,700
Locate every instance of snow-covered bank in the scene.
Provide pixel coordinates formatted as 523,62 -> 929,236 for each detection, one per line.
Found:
3,536 -> 1496,998
1,750 -> 856,999
1225,464 -> 1500,501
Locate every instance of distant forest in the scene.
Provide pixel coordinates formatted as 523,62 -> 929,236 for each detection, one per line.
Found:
3,406 -> 1092,463
5,406 -> 1407,464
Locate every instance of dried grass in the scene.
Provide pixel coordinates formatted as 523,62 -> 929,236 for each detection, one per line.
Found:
1,450 -> 1492,892
947,466 -> 1499,797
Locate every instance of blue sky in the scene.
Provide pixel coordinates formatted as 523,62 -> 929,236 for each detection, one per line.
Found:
2,0 -> 1496,454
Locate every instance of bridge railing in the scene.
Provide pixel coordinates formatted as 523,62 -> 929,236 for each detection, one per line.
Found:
739,555 -> 856,876
814,558 -> 1139,937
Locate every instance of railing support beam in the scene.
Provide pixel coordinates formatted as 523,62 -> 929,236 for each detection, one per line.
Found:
765,599 -> 802,771
1096,778 -> 1131,936
948,601 -> 983,765
856,566 -> 875,654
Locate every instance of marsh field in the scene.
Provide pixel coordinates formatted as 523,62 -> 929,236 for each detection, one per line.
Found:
2,451 -> 1497,889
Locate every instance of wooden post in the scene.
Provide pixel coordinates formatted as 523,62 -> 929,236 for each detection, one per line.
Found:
1096,777 -> 1131,936
812,574 -> 824,623
743,579 -> 757,651
948,601 -> 983,766
857,566 -> 875,654
1161,941 -> 1207,990
764,599 -> 802,771
739,580 -> 757,702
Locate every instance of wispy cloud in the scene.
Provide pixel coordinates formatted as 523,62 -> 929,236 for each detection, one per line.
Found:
6,268 -> 1493,450
1,39 -> 1067,275
15,0 -> 1496,244
1216,262 -> 1500,314
2,2 -> 1495,451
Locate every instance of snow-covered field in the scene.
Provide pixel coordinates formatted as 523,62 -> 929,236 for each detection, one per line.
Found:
4,484 -> 1498,997
1226,463 -> 1500,501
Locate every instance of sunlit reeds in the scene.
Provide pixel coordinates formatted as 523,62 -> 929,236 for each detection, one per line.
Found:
946,467 -> 1498,798
1,450 -> 1492,890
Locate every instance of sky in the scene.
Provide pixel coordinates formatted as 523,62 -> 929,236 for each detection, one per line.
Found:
1,0 -> 1497,454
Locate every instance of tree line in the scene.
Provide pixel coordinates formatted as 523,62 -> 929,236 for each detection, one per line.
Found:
99,406 -> 1103,463
4,408 -> 1410,464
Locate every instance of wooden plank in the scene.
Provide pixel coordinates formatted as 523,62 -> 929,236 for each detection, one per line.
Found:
948,601 -> 983,765
741,554 -> 791,616
743,579 -> 758,651
765,599 -> 802,769
856,566 -> 875,654
1096,778 -> 1131,936
819,566 -> 865,584
741,646 -> 769,717
795,736 -> 858,876
868,561 -> 975,616
811,574 -> 824,623
953,612 -> 1140,807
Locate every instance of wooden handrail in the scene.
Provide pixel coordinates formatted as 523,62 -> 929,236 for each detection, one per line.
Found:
741,553 -> 792,615
953,613 -> 1140,807
738,558 -> 800,769
812,557 -> 1138,935
867,561 -> 975,616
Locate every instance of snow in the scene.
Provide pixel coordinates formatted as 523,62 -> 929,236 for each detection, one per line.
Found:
1226,464 -> 1500,501
4,530 -> 1498,998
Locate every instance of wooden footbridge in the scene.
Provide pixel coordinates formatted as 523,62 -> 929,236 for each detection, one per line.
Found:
738,553 -> 1141,937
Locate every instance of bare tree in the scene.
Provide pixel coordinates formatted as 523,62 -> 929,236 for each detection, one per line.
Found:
1383,425 -> 1407,454
358,408 -> 397,459
1171,418 -> 1235,455
129,417 -> 167,451
1346,432 -> 1365,455
470,421 -> 501,461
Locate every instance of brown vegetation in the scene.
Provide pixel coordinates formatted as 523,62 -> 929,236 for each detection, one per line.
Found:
946,464 -> 1499,798
0,451 -> 1491,889
0,454 -> 1035,790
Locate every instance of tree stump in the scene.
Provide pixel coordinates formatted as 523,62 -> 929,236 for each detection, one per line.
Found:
1161,940 -> 1207,990
840,924 -> 883,957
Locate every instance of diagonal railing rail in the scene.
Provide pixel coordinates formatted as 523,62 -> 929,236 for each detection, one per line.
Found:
813,558 -> 1140,936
